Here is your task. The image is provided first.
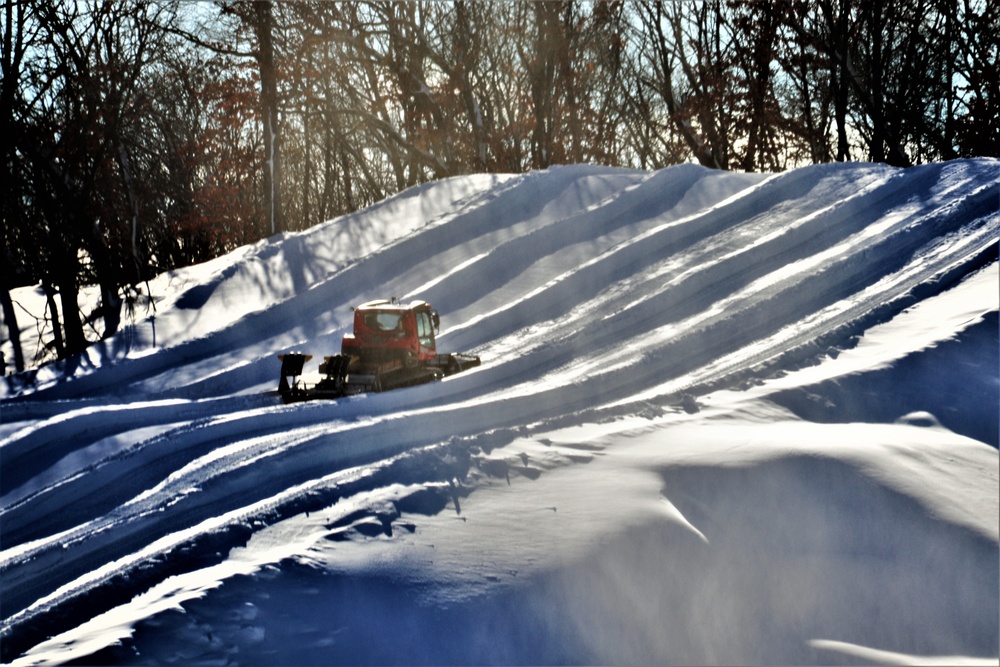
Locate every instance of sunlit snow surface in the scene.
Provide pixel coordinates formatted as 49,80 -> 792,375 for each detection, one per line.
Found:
1,161 -> 997,666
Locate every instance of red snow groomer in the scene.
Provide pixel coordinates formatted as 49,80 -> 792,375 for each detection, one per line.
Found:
277,299 -> 480,403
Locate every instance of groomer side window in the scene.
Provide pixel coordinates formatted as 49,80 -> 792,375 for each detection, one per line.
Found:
417,311 -> 434,349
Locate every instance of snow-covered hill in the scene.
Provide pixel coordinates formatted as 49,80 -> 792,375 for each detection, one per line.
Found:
1,161 -> 997,666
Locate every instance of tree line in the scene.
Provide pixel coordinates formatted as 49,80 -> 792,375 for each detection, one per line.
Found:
2,0 -> 997,372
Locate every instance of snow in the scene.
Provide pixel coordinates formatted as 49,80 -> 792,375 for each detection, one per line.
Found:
1,160 -> 998,666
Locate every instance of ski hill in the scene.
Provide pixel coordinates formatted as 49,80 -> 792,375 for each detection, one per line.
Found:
1,160 -> 998,665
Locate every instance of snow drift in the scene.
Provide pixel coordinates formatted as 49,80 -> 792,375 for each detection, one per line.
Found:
1,160 -> 997,665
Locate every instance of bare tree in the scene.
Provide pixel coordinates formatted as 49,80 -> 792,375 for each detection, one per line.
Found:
254,0 -> 284,235
8,0 -> 173,358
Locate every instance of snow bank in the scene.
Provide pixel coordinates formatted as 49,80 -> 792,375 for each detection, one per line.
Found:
1,160 -> 997,665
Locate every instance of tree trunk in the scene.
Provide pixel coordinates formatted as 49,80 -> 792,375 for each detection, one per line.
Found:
530,0 -> 560,169
302,111 -> 312,228
0,283 -> 24,373
255,1 -> 283,236
82,217 -> 122,339
340,143 -> 355,212
454,1 -> 489,171
41,280 -> 65,360
865,0 -> 886,163
53,259 -> 86,358
833,7 -> 851,161
834,59 -> 851,161
558,2 -> 582,164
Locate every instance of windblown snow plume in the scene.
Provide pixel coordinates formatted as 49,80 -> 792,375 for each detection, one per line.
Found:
2,161 -> 997,666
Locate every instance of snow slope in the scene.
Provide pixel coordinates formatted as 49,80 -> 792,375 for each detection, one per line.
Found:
1,160 -> 997,665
